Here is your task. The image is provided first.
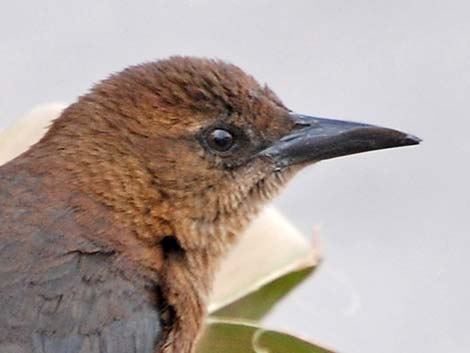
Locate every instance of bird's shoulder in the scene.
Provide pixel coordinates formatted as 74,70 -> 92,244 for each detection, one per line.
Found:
0,160 -> 164,353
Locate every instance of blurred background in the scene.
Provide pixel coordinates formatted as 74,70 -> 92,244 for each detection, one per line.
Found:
1,1 -> 468,352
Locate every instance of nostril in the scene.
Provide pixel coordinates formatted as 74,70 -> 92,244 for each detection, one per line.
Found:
293,121 -> 311,130
289,113 -> 316,129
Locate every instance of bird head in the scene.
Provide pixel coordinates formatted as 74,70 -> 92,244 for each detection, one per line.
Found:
40,56 -> 419,254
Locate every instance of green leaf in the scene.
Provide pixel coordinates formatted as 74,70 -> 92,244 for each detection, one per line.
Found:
213,266 -> 316,321
254,330 -> 334,353
195,320 -> 335,353
195,320 -> 258,353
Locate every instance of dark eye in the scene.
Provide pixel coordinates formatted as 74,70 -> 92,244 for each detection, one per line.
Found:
206,128 -> 235,152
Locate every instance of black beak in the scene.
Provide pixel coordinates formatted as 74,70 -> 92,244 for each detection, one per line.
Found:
260,114 -> 421,168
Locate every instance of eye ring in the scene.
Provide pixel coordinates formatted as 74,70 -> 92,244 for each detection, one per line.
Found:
206,128 -> 235,152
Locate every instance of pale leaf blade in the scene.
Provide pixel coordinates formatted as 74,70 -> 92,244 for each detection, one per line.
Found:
209,207 -> 320,313
0,103 -> 65,165
212,266 -> 316,321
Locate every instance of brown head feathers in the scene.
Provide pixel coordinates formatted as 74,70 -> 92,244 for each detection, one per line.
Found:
36,56 -> 296,250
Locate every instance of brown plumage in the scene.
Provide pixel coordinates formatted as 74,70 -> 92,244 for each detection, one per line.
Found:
0,56 -> 419,353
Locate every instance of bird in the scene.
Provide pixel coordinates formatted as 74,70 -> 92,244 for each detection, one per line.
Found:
0,56 -> 420,353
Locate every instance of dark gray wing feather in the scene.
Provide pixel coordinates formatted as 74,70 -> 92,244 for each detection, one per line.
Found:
0,169 -> 162,353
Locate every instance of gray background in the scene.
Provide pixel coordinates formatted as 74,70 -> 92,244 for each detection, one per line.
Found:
1,1 -> 468,352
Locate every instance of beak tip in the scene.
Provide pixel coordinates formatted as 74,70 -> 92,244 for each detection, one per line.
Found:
403,133 -> 422,146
